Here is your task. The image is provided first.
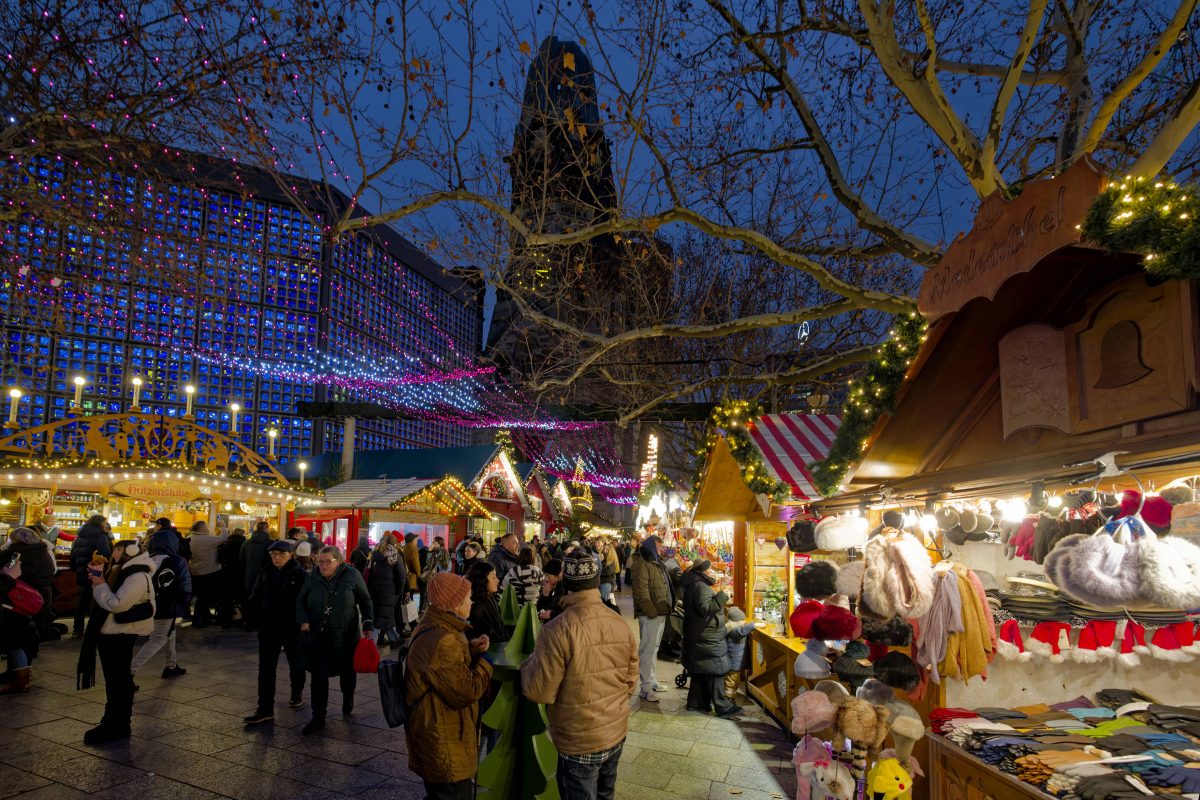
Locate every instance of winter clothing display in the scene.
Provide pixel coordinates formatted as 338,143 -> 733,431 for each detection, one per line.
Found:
860,529 -> 935,620
815,515 -> 868,551
795,560 -> 839,598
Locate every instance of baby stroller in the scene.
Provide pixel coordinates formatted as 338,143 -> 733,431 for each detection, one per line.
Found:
657,603 -> 689,688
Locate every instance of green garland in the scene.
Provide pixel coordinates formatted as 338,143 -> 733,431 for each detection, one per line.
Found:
687,398 -> 791,508
809,313 -> 928,497
637,472 -> 674,504
1082,175 -> 1200,279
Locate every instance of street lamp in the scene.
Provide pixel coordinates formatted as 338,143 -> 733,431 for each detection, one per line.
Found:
183,384 -> 196,418
5,388 -> 21,428
131,376 -> 143,411
298,461 -> 307,488
71,375 -> 86,411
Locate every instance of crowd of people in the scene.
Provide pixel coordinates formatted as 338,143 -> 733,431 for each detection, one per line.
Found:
0,519 -> 763,800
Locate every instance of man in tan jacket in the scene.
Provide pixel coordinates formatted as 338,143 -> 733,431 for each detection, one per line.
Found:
522,549 -> 639,800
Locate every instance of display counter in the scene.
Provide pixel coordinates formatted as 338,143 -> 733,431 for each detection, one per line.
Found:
928,734 -> 1052,800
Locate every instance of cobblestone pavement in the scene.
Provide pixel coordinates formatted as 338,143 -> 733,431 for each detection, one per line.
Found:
1,596 -> 795,800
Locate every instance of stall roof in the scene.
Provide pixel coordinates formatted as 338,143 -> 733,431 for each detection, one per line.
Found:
748,414 -> 840,501
321,479 -> 436,509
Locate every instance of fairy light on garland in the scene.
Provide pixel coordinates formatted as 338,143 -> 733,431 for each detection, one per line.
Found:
687,398 -> 790,508
809,312 -> 927,497
1081,174 -> 1200,279
388,475 -> 491,517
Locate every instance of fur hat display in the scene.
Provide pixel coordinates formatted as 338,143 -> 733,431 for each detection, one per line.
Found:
855,678 -> 892,706
812,679 -> 851,706
1161,486 -> 1197,506
832,642 -> 875,690
812,605 -> 862,642
791,690 -> 835,736
815,515 -> 868,551
790,599 -> 826,639
833,698 -> 891,753
794,636 -> 833,679
1027,621 -> 1072,663
860,530 -> 935,620
888,716 -> 926,763
835,560 -> 865,599
787,520 -> 818,553
1137,535 -> 1200,609
996,619 -> 1031,661
934,508 -> 959,530
861,616 -> 913,647
873,651 -> 920,691
795,560 -> 840,599
1043,533 -> 1141,607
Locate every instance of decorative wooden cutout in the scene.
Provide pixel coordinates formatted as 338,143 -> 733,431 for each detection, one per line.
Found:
999,324 -> 1070,439
1095,320 -> 1152,388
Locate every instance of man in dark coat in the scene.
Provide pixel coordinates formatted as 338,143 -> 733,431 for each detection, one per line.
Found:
69,515 -> 112,637
629,535 -> 673,701
217,528 -> 246,627
349,536 -> 371,574
244,540 -> 307,724
241,522 -> 272,632
486,532 -> 520,584
680,560 -> 738,718
131,528 -> 193,681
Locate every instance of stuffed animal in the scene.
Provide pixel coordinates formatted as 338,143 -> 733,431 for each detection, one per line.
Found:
867,758 -> 912,800
832,698 -> 891,781
809,758 -> 855,800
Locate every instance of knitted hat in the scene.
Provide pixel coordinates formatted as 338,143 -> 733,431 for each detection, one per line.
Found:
789,599 -> 825,639
295,541 -> 312,557
1148,624 -> 1196,663
1027,621 -> 1072,663
791,690 -> 835,736
1072,620 -> 1119,663
563,551 -> 601,591
542,558 -> 563,576
996,619 -> 1031,662
793,636 -> 833,679
691,559 -> 712,574
795,560 -> 839,599
727,605 -> 746,622
815,515 -> 868,551
427,572 -> 472,613
811,605 -> 861,641
873,651 -> 920,691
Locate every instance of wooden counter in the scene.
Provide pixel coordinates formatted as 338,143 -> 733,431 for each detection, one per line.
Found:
928,733 -> 1053,800
746,627 -> 807,727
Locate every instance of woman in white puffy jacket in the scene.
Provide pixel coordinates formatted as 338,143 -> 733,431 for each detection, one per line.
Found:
77,540 -> 157,744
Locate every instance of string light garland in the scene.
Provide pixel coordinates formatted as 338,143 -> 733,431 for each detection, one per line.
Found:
687,398 -> 791,508
637,472 -> 674,505
388,475 -> 491,517
809,312 -> 927,497
1081,174 -> 1200,279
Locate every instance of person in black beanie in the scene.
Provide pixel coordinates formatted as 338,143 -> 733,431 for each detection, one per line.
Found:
537,558 -> 565,621
243,540 -> 307,724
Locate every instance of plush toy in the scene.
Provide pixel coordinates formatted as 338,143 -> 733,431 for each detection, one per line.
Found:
832,698 -> 892,782
867,758 -> 912,800
810,758 -> 855,800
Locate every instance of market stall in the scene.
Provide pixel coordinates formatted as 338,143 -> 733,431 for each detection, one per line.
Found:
800,159 -> 1200,798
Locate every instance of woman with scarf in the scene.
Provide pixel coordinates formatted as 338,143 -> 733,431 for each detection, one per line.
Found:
296,546 -> 374,735
1,526 -> 56,638
365,533 -> 407,647
76,540 -> 157,744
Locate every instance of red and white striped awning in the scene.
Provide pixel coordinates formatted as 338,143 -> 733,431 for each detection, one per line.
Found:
747,413 -> 841,501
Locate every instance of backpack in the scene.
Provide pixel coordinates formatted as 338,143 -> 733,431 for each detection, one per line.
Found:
152,557 -> 188,610
378,627 -> 434,728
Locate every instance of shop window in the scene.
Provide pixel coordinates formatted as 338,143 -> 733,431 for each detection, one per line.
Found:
473,515 -> 511,541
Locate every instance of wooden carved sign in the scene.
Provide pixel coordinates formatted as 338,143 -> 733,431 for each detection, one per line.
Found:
919,157 -> 1105,320
999,324 -> 1070,439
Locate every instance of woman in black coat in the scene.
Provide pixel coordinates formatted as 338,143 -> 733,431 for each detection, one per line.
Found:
464,561 -> 509,644
69,515 -> 112,637
680,560 -> 738,718
1,527 -> 56,637
365,533 -> 407,646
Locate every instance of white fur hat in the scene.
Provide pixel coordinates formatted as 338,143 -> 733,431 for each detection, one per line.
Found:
815,515 -> 868,551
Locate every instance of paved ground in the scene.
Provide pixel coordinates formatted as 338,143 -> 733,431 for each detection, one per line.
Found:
0,594 -> 796,800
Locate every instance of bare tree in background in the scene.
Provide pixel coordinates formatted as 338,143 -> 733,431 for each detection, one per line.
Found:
2,0 -> 1198,423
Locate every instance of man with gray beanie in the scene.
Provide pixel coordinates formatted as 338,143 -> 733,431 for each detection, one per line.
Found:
522,550 -> 638,800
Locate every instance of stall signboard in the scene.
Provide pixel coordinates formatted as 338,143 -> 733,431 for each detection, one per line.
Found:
110,479 -> 201,503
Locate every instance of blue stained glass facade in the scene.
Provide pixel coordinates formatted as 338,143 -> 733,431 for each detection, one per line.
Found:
0,157 -> 481,462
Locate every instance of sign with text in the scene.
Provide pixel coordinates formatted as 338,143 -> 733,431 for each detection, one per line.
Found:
919,157 -> 1104,321
110,479 -> 200,503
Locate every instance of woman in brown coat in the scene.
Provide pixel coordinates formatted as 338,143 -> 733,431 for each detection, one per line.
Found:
405,571 -> 493,800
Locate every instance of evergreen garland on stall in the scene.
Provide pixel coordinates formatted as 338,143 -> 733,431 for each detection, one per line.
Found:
810,313 -> 928,497
687,399 -> 791,508
1082,175 -> 1200,279
637,472 -> 674,504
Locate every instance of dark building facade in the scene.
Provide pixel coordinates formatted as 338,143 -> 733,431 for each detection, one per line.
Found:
0,155 -> 481,463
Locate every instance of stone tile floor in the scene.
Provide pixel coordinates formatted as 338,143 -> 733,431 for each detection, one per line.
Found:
1,596 -> 796,800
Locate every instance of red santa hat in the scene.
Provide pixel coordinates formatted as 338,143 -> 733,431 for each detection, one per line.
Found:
1116,619 -> 1149,668
1072,620 -> 1119,663
1147,623 -> 1197,663
996,619 -> 1031,662
1118,490 -> 1173,532
1027,621 -> 1072,663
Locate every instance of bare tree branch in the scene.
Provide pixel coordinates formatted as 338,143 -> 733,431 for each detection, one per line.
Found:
984,0 -> 1050,167
1131,75 -> 1200,176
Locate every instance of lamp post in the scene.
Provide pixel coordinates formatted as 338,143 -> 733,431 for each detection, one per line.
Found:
267,427 -> 278,460
229,402 -> 240,436
71,375 -> 86,411
131,376 -> 143,411
5,388 -> 21,429
298,461 -> 307,488
183,384 -> 195,419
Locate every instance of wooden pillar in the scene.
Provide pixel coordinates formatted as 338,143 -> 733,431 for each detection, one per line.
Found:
341,417 -> 356,479
276,502 -> 287,537
733,519 -> 748,611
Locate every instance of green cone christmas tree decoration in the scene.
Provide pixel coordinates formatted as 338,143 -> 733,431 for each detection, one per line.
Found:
477,600 -> 559,800
499,582 -> 520,626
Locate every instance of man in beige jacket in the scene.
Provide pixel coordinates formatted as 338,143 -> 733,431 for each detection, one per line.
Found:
521,549 -> 639,800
